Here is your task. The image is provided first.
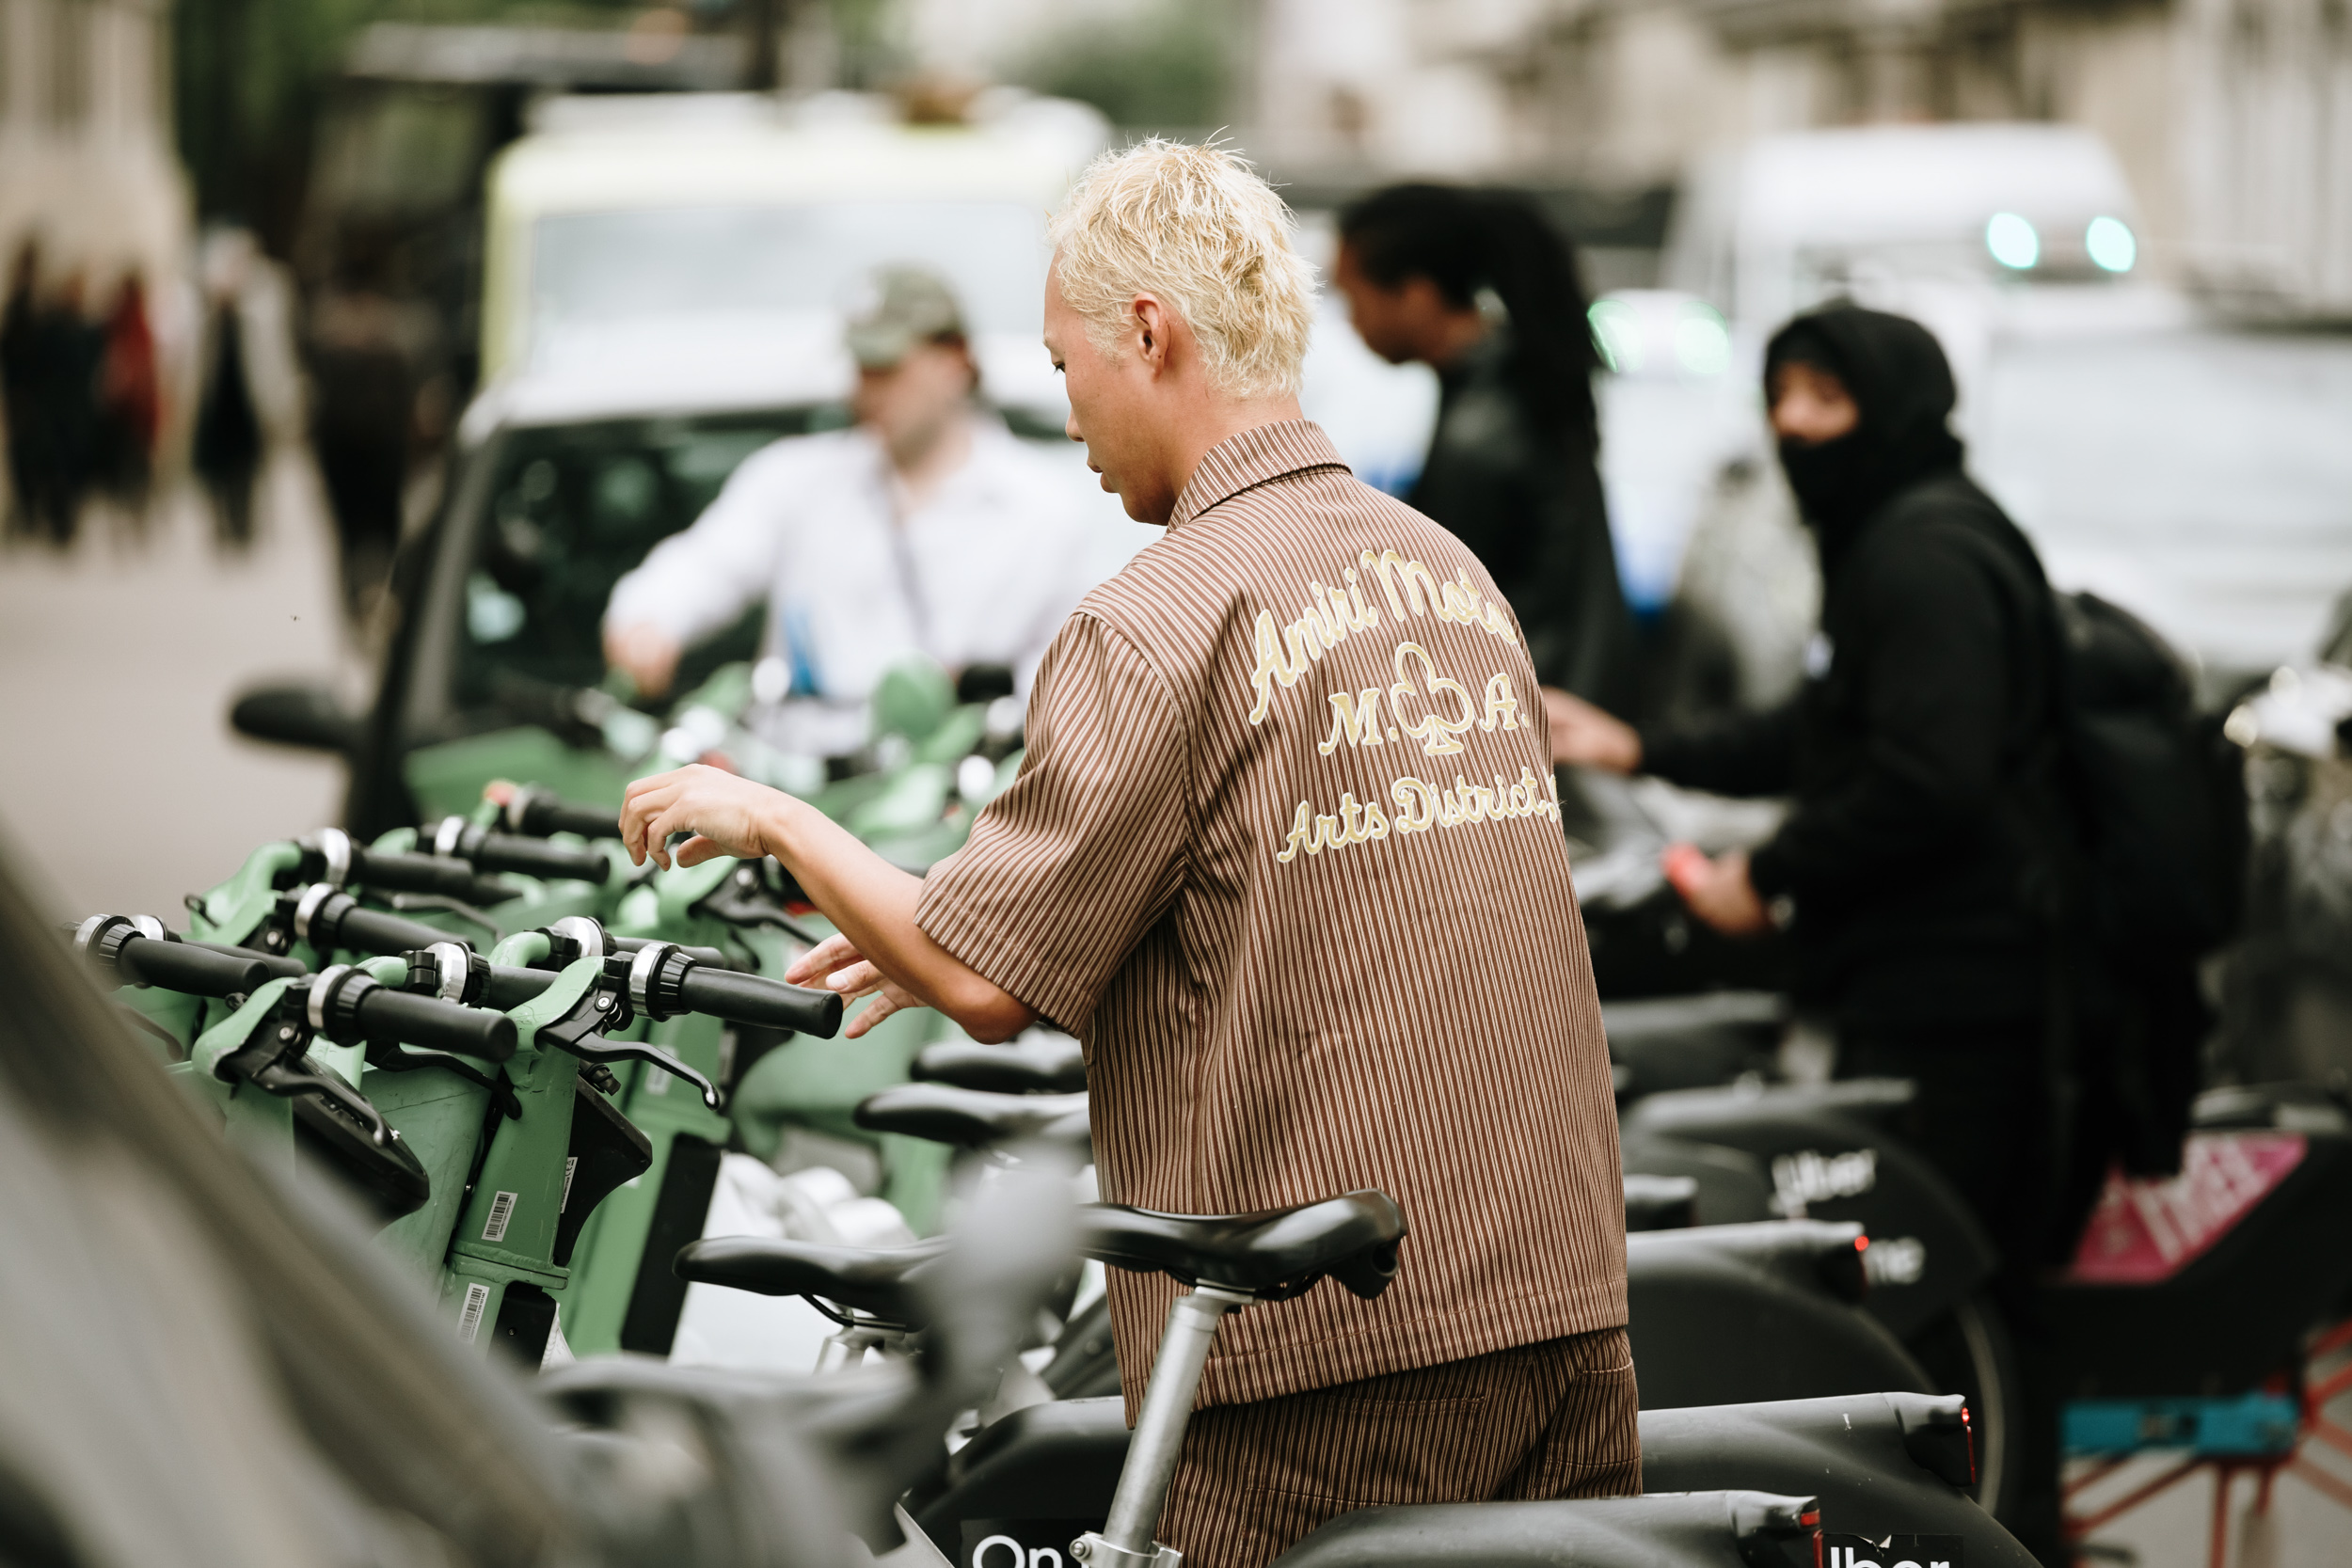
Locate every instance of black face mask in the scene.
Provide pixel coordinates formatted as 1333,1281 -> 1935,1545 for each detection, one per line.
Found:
1777,430 -> 1881,534
1766,308 -> 1965,546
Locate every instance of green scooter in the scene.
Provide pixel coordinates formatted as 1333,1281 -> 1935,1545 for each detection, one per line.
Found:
274,892 -> 842,1360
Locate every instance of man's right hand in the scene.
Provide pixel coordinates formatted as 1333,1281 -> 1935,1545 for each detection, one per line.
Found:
604,622 -> 683,703
1542,687 -> 1642,773
787,932 -> 924,1039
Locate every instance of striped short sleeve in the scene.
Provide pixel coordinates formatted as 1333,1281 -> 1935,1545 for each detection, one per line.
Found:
916,612 -> 1189,1036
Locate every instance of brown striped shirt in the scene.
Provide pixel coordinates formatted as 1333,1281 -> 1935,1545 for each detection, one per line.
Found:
917,420 -> 1626,1415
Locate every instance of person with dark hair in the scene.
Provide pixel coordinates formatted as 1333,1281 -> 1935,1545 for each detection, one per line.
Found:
1549,302 -> 2075,1563
194,231 -> 266,547
97,273 -> 160,515
2,242 -> 45,540
1334,184 -> 1638,719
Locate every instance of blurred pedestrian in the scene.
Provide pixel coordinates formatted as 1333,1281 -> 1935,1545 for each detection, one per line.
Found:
194,254 -> 263,546
1549,302 -> 2076,1562
97,273 -> 161,517
2,241 -> 43,540
1334,184 -> 1638,718
306,280 -> 416,618
27,268 -> 105,546
602,265 -> 1104,758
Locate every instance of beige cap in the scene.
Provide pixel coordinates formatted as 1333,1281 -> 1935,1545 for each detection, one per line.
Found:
844,265 -> 967,370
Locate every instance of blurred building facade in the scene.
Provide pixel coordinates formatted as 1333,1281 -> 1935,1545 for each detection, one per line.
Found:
1241,0 -> 2351,315
1,0 -> 186,286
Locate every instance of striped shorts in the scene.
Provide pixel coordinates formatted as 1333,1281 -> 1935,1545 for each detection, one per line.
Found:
1156,1325 -> 1642,1568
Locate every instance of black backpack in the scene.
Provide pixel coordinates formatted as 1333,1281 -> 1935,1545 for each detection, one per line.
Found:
2042,591 -> 2248,1178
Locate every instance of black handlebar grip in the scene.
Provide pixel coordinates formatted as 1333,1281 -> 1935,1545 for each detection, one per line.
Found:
329,902 -> 464,957
485,964 -> 560,1010
117,936 -> 270,997
676,966 -> 843,1037
470,831 -> 609,883
511,789 -> 623,841
349,847 -> 515,904
350,986 -> 517,1062
183,939 -> 310,981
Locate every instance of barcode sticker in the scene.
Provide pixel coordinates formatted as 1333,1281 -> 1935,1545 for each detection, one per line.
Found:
644,1064 -> 671,1097
561,1157 -> 579,1212
457,1282 -> 490,1344
483,1190 -> 517,1243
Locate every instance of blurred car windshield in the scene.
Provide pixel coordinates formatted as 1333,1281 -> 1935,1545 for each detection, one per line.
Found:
458,410 -> 829,707
1972,327 -> 2352,680
530,201 -> 1047,336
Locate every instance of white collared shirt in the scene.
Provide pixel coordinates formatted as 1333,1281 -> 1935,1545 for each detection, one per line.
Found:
606,412 -> 1143,755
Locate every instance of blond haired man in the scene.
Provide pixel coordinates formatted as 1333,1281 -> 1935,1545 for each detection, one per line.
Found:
617,140 -> 1637,1567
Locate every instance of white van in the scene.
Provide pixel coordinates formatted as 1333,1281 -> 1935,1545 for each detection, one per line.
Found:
1663,122 -> 2154,341
471,90 -> 1110,429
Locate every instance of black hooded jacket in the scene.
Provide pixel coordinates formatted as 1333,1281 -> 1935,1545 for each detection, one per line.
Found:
1410,331 -> 1640,714
1636,306 -> 2060,1032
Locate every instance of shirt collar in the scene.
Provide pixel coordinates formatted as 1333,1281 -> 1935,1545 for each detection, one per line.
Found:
1168,419 -> 1351,530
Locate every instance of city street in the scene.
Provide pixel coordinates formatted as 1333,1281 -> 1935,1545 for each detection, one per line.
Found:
4,0 -> 2350,1557
0,462 -> 357,921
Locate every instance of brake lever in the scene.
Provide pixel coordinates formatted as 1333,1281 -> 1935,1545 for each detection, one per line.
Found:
361,1036 -> 522,1119
221,1044 -> 397,1147
379,892 -> 507,941
534,968 -> 723,1110
691,864 -> 828,948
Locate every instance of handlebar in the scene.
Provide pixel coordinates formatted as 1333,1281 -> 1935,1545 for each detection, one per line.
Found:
397,937 -> 812,1038
75,915 -> 268,997
308,965 -> 516,1062
499,784 -> 623,842
596,940 -> 841,1037
675,963 -> 844,1037
426,816 -> 610,882
124,937 -> 270,995
290,885 -> 454,957
182,938 -> 310,981
297,829 -> 516,905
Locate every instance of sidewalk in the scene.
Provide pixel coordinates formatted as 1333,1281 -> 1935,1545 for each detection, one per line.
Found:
0,461 -> 361,920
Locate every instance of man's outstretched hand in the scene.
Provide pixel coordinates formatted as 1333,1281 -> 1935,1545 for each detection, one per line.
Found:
787,932 -> 923,1038
1661,843 -> 1772,938
1543,688 -> 1642,773
620,764 -> 784,870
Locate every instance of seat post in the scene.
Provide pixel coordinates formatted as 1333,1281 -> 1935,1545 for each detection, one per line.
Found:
1076,1281 -> 1253,1568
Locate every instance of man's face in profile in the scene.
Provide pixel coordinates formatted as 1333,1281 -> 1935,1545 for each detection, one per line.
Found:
1044,266 -> 1169,524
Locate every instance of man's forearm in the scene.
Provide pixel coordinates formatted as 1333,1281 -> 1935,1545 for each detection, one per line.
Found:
759,794 -> 1035,1041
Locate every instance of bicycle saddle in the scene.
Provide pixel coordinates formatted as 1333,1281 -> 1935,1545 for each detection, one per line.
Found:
1623,1174 -> 1700,1231
1078,1191 -> 1406,1302
674,1235 -> 952,1324
1629,1219 -> 1869,1306
913,1034 -> 1088,1095
854,1083 -> 1090,1150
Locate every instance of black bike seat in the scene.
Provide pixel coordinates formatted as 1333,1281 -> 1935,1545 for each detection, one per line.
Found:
913,1034 -> 1088,1095
854,1083 -> 1090,1150
1624,1174 -> 1700,1231
1078,1191 -> 1406,1301
1629,1219 -> 1870,1306
674,1235 -> 951,1324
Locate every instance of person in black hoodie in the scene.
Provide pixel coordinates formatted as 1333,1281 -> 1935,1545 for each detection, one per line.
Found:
1334,185 -> 1640,717
1550,302 -> 2074,1561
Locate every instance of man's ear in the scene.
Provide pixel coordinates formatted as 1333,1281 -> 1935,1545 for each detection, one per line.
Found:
1131,293 -> 1170,373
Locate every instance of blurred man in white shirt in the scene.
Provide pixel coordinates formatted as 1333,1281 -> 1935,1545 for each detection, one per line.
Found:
603,266 -> 1115,757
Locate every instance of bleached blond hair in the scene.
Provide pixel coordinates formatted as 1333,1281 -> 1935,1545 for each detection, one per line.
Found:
1047,138 -> 1317,401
